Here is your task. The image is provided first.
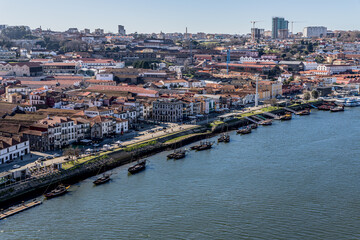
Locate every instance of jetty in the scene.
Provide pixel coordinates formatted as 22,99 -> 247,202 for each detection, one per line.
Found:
244,116 -> 260,124
262,112 -> 280,120
284,107 -> 298,114
0,200 -> 42,220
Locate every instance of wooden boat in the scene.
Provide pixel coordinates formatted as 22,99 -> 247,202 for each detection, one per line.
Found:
330,106 -> 344,112
279,113 -> 292,121
128,160 -> 146,174
44,184 -> 70,199
93,174 -> 111,185
191,141 -> 208,150
193,141 -> 214,151
197,143 -> 213,151
297,109 -> 311,115
250,123 -> 258,129
173,150 -> 186,159
318,105 -> 332,111
218,133 -> 230,142
260,119 -> 272,126
167,149 -> 186,159
237,127 -> 252,134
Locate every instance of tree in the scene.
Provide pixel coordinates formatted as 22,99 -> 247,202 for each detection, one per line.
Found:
315,55 -> 325,63
303,92 -> 311,101
311,90 -> 319,99
1,26 -> 32,39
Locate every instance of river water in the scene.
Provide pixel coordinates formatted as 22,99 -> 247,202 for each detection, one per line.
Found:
2,108 -> 360,240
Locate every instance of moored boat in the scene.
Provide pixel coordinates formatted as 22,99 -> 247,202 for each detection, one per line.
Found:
218,133 -> 230,142
279,113 -> 292,121
44,184 -> 70,199
167,149 -> 187,159
93,174 -> 111,185
318,104 -> 332,111
194,141 -> 214,151
128,160 -> 147,174
344,98 -> 357,107
237,127 -> 252,134
330,106 -> 344,112
250,123 -> 258,129
296,109 -> 311,115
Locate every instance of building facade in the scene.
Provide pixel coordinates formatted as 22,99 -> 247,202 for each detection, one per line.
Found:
272,17 -> 289,39
152,99 -> 183,122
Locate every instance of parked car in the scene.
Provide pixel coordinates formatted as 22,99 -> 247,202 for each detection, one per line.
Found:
13,164 -> 20,169
38,157 -> 45,161
46,156 -> 54,160
54,153 -> 61,158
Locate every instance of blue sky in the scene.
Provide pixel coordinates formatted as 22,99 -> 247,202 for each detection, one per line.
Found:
1,0 -> 360,34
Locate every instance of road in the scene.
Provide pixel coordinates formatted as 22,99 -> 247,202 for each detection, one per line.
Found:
1,103 -> 270,174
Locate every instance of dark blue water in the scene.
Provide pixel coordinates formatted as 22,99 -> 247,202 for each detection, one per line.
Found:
1,108 -> 360,240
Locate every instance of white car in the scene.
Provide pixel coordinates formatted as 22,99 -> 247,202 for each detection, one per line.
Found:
13,164 -> 21,169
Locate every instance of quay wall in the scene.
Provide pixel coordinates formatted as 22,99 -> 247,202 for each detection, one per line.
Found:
0,101 -> 323,207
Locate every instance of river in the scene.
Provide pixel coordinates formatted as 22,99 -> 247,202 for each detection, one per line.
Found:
1,108 -> 360,240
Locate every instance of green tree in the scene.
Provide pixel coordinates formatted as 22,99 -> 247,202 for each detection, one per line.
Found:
311,90 -> 319,99
303,92 -> 311,101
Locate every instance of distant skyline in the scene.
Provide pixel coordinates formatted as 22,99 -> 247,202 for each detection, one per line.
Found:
1,0 -> 360,34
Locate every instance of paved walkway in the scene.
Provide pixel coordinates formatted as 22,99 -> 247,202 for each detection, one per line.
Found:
1,104 -> 271,175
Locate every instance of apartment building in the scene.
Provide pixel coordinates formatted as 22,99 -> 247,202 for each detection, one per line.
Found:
152,99 -> 183,122
0,135 -> 29,164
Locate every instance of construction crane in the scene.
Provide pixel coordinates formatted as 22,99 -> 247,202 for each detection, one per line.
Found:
250,21 -> 262,29
290,21 -> 305,37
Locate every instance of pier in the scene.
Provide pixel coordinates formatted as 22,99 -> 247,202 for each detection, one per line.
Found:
284,107 -> 298,114
0,200 -> 42,220
262,112 -> 280,120
244,117 -> 260,124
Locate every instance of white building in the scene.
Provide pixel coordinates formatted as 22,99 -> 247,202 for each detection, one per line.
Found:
317,64 -> 356,74
96,73 -> 114,81
303,61 -> 318,71
84,107 -> 114,118
303,26 -> 327,38
0,136 -> 30,164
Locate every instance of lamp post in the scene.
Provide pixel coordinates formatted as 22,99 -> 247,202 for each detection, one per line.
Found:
255,75 -> 259,107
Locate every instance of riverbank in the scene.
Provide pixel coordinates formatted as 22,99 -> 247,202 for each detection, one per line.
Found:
0,101 -> 322,208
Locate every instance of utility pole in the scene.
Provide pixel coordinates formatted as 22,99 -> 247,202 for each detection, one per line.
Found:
255,75 -> 259,107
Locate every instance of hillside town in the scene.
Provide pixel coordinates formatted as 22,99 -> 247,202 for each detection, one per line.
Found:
0,19 -> 360,172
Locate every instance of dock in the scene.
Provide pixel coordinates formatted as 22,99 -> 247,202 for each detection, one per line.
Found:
0,200 -> 42,220
244,117 -> 260,124
284,107 -> 298,114
262,112 -> 280,120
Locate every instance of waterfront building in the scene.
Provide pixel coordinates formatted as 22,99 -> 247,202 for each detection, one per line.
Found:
0,135 -> 29,164
152,99 -> 183,122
